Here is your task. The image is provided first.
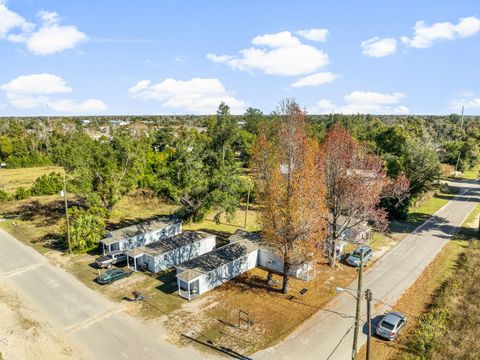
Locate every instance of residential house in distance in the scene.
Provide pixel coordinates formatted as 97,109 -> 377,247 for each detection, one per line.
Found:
100,216 -> 182,254
126,231 -> 216,272
175,230 -> 315,300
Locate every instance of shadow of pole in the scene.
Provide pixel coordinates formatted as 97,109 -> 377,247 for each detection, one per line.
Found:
181,334 -> 252,359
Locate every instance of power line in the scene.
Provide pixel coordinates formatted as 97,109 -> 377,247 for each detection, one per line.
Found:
326,325 -> 354,360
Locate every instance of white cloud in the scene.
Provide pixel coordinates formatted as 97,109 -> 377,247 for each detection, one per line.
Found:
296,28 -> 329,42
290,72 -> 338,88
129,77 -> 246,114
48,99 -> 107,113
401,16 -> 480,48
450,95 -> 480,109
26,10 -> 87,55
252,31 -> 301,48
5,93 -> 49,109
0,73 -> 72,94
361,37 -> 397,57
0,3 -> 87,55
206,30 -> 329,76
310,91 -> 409,114
37,10 -> 59,25
0,3 -> 33,38
1,73 -> 106,113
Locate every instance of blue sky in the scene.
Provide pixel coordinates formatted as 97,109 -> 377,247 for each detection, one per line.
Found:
1,0 -> 480,116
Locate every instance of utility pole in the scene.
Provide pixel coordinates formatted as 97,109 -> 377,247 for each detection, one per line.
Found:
62,170 -> 72,253
454,106 -> 465,177
244,182 -> 251,228
365,289 -> 373,360
352,250 -> 364,360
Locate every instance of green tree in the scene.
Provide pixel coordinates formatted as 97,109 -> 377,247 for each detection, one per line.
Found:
68,207 -> 106,252
31,172 -> 63,196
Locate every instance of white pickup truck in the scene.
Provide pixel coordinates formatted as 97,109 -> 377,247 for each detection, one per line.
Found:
95,251 -> 127,268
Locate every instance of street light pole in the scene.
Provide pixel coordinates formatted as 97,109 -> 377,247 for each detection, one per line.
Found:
62,170 -> 72,253
352,250 -> 364,360
365,289 -> 373,360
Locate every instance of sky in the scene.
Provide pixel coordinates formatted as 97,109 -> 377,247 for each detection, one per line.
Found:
1,0 -> 480,116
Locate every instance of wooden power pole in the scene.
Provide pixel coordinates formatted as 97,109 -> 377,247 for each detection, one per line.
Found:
244,182 -> 251,228
62,171 -> 72,253
454,106 -> 465,177
352,250 -> 364,360
365,289 -> 373,360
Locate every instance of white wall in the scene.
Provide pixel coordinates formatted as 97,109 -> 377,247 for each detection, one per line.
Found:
198,249 -> 258,295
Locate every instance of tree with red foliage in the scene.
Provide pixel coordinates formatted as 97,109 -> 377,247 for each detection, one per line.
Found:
252,99 -> 328,294
321,124 -> 409,266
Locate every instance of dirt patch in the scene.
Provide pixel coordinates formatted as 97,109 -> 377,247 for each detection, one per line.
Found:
0,285 -> 82,360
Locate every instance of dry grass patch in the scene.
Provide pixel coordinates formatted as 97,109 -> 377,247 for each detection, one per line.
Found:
165,259 -> 362,355
0,195 -> 66,254
0,166 -> 63,193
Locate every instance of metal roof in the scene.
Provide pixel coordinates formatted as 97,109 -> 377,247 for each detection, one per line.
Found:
130,231 -> 213,257
100,216 -> 180,245
176,240 -> 258,282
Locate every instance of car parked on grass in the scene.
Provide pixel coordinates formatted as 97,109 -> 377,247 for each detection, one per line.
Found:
376,311 -> 407,340
95,251 -> 127,269
346,245 -> 373,267
95,268 -> 132,285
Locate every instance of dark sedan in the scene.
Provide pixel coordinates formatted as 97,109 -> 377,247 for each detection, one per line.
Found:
95,268 -> 132,285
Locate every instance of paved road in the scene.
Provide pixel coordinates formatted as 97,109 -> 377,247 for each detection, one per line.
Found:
0,228 -> 220,360
254,179 -> 480,360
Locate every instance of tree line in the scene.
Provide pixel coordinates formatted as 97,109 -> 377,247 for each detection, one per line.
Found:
0,102 -> 478,268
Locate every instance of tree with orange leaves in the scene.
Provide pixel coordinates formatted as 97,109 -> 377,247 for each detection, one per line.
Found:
252,99 -> 327,294
321,124 -> 410,266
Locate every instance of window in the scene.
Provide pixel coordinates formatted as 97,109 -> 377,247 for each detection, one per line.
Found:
381,321 -> 395,331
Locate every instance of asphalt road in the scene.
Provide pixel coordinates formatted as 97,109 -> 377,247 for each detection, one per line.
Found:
0,228 -> 220,360
254,179 -> 480,360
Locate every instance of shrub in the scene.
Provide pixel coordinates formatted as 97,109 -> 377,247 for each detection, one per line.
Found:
31,172 -> 63,196
0,189 -> 8,202
14,187 -> 31,200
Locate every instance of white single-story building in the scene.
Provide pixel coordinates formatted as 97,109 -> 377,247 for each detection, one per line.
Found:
126,231 -> 216,272
328,215 -> 372,244
175,230 -> 315,300
175,238 -> 259,300
229,231 -> 315,281
100,216 -> 182,254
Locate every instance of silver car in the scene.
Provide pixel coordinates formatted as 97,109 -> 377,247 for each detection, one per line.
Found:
346,245 -> 373,267
376,312 -> 407,340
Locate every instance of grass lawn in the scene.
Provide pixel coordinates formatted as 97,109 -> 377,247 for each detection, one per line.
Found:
0,166 -> 63,193
458,165 -> 479,180
389,182 -> 462,238
357,202 -> 480,360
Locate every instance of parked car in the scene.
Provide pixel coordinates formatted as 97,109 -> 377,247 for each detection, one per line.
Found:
376,312 -> 407,340
95,251 -> 127,268
346,245 -> 373,267
95,268 -> 132,285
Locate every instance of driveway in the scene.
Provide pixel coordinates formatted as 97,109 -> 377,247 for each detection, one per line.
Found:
0,228 -> 221,360
254,179 -> 480,360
